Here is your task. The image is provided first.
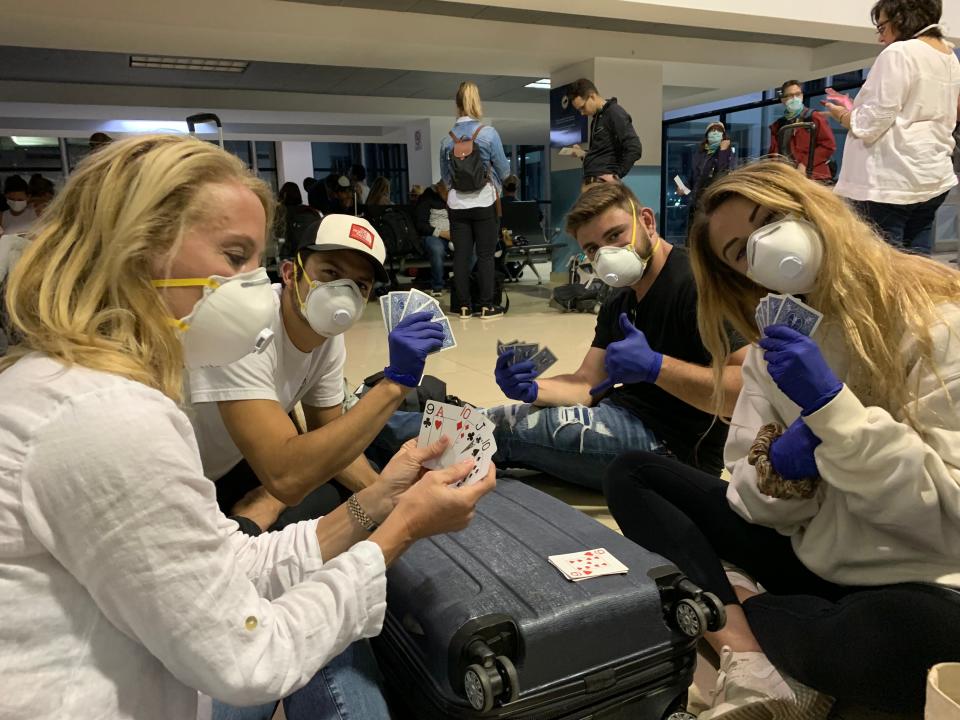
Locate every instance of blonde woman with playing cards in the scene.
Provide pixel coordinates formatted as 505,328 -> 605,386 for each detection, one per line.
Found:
604,159 -> 960,718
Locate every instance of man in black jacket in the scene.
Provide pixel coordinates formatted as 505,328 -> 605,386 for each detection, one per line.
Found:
567,79 -> 643,191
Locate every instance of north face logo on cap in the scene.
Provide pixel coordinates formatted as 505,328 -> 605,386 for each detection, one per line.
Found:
348,223 -> 374,249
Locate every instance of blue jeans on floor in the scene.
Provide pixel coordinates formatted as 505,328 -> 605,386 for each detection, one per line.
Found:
423,235 -> 449,291
853,191 -> 950,254
211,641 -> 390,720
377,400 -> 664,492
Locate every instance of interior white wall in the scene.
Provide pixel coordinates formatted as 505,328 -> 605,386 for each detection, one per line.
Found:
276,142 -> 314,189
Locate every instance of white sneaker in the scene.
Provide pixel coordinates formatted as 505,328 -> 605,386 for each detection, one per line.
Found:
697,647 -> 833,720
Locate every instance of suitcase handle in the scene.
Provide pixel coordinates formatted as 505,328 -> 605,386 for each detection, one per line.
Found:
776,121 -> 818,178
186,113 -> 224,148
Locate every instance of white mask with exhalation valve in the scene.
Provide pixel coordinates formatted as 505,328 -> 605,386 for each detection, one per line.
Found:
592,199 -> 661,288
295,254 -> 365,337
153,267 -> 276,369
746,216 -> 823,295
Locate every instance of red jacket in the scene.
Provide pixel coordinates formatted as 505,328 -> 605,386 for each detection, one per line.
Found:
769,109 -> 837,181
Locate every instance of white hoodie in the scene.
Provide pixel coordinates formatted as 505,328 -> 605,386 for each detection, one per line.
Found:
726,303 -> 960,587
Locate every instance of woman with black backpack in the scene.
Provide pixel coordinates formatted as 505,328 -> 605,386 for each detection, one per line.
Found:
439,81 -> 510,319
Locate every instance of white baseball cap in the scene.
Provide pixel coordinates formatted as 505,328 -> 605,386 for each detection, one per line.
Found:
297,214 -> 389,284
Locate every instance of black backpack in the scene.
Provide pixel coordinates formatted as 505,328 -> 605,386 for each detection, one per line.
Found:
370,207 -> 423,259
448,126 -> 488,192
283,205 -> 320,258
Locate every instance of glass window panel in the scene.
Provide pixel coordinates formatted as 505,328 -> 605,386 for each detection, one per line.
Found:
662,116 -> 721,245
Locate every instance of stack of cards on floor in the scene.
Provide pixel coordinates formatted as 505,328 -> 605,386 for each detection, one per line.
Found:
379,289 -> 456,352
496,339 -> 558,375
417,401 -> 496,487
755,293 -> 822,337
547,548 -> 629,582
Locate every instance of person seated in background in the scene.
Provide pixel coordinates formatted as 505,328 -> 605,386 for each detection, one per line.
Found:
350,163 -> 370,204
27,174 -> 55,216
366,177 -> 392,206
334,175 -> 357,214
1,175 -> 38,234
276,181 -> 321,258
414,180 -> 452,298
88,131 -> 113,152
408,184 -> 424,204
502,175 -> 520,202
381,184 -> 745,488
768,79 -> 836,182
0,133 -> 494,720
186,214 -> 445,535
606,160 -> 960,718
486,183 -> 745,488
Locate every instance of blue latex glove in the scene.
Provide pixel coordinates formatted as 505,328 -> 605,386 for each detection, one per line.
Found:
769,418 -> 822,481
590,313 -> 663,396
494,350 -> 539,403
759,325 -> 842,415
384,311 -> 445,387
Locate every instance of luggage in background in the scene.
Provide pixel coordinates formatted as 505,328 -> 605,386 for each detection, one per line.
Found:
368,206 -> 423,259
373,479 -> 723,720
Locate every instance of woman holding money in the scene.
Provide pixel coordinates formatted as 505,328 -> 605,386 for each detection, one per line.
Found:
604,159 -> 960,717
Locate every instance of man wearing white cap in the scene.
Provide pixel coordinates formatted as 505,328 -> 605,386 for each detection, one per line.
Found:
185,214 -> 445,537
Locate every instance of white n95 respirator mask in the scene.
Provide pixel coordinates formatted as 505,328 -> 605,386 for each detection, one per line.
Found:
746,216 -> 823,295
592,199 -> 661,288
295,255 -> 364,337
153,267 -> 276,369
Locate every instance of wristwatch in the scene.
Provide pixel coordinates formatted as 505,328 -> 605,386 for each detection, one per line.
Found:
347,493 -> 379,532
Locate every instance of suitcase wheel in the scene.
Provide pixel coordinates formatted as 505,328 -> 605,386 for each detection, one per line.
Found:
665,713 -> 697,720
463,655 -> 518,712
674,598 -> 708,638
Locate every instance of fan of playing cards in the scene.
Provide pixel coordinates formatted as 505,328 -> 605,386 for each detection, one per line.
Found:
418,401 -> 496,487
755,293 -> 822,336
380,289 -> 457,352
547,547 -> 629,582
496,339 -> 558,375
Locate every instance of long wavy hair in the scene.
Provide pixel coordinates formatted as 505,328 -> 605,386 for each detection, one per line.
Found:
688,159 -> 960,425
1,134 -> 274,402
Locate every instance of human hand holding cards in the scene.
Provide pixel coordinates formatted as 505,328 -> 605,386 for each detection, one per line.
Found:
417,401 -> 497,487
757,296 -> 843,414
380,289 -> 456,352
494,339 -> 557,403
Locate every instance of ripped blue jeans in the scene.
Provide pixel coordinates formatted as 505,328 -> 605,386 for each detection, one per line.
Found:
371,401 -> 665,492
484,400 -> 664,491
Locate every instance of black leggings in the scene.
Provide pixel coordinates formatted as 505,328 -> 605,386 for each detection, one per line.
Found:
604,451 -> 960,713
449,203 -> 499,310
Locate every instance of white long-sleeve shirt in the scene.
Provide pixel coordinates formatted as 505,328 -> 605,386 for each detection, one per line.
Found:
725,303 -> 960,588
835,39 -> 960,204
0,354 -> 387,719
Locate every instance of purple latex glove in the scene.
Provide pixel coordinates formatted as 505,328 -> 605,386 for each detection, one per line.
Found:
591,313 -> 663,396
759,325 -> 842,415
494,350 -> 539,403
769,418 -> 822,481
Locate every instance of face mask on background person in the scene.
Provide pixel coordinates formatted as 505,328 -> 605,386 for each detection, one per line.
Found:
707,131 -> 723,147
294,254 -> 365,337
592,200 -> 661,288
746,216 -> 823,295
153,267 -> 276,369
784,97 -> 804,115
6,199 -> 28,213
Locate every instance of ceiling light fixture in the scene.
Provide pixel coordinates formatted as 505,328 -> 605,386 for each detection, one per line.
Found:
524,78 -> 551,89
130,55 -> 248,73
10,136 -> 60,147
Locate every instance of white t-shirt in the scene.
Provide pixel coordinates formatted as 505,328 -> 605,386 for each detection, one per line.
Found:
187,284 -> 346,481
835,39 -> 960,204
0,206 -> 38,234
0,353 -> 386,720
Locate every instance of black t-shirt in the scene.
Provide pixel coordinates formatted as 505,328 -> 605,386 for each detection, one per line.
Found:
591,248 -> 742,474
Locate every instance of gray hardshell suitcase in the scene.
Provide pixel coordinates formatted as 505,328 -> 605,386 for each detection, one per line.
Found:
373,479 -> 725,719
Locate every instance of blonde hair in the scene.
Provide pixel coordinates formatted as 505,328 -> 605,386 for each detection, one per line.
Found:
366,176 -> 391,205
456,81 -> 484,119
2,134 -> 274,402
689,159 -> 960,424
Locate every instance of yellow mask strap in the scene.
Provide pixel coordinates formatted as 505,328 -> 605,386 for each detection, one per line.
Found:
627,199 -> 661,260
294,253 -> 316,309
152,277 -> 221,290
